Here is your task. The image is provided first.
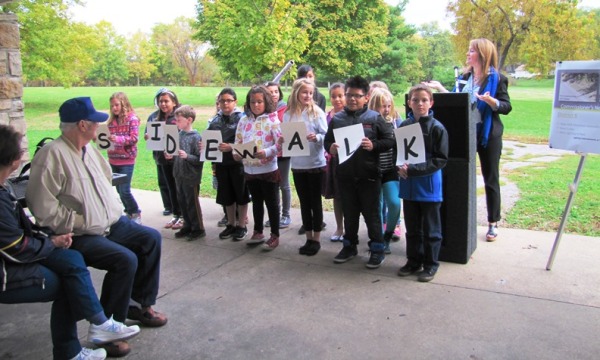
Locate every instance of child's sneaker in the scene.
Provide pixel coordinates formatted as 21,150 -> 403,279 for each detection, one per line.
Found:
171,218 -> 185,230
247,231 -> 265,245
392,224 -> 402,242
279,216 -> 291,228
333,244 -> 358,263
262,234 -> 279,251
233,226 -> 248,241
69,347 -> 107,360
164,217 -> 179,229
365,251 -> 385,269
217,215 -> 228,227
219,225 -> 236,239
87,316 -> 140,345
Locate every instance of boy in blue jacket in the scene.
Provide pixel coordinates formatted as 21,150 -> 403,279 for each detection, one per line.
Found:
397,84 -> 449,282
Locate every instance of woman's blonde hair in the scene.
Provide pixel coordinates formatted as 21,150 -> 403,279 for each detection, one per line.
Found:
368,88 -> 398,122
467,38 -> 499,85
109,92 -> 134,124
286,78 -> 318,121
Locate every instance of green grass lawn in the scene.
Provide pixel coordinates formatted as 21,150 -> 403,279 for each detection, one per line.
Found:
21,80 -> 599,236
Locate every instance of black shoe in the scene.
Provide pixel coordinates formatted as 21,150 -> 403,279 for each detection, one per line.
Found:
333,245 -> 358,263
365,251 -> 385,269
187,229 -> 206,241
233,226 -> 248,241
298,239 -> 311,254
299,240 -> 321,256
163,209 -> 172,216
417,268 -> 437,282
397,263 -> 422,277
174,228 -> 192,238
219,225 -> 235,239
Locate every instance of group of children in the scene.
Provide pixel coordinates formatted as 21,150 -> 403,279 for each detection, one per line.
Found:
107,68 -> 449,282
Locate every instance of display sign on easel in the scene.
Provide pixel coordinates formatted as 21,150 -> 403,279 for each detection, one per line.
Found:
549,60 -> 600,153
546,60 -> 599,270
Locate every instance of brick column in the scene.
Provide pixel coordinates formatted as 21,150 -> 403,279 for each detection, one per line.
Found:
0,12 -> 29,174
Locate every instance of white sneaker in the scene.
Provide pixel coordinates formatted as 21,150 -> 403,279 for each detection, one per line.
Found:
69,347 -> 107,360
87,316 -> 140,345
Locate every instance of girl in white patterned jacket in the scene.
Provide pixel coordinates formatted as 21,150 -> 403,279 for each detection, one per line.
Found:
234,86 -> 282,250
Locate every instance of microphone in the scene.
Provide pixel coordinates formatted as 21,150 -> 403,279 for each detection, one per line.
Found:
454,66 -> 460,93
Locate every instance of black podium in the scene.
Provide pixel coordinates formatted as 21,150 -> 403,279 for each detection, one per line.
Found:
404,92 -> 477,264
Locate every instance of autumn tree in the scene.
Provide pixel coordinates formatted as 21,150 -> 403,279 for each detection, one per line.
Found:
195,0 -> 310,82
448,0 -> 595,75
153,17 -> 209,86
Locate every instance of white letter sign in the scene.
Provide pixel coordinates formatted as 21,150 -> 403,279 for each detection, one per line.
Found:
201,130 -> 223,162
333,124 -> 363,164
281,122 -> 309,157
395,123 -> 426,165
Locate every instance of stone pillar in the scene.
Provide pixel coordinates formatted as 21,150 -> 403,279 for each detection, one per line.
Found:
0,12 -> 28,174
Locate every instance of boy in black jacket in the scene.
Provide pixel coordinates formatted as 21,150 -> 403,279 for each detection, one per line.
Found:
324,76 -> 395,269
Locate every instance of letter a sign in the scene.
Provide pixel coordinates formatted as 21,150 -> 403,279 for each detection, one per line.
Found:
394,123 -> 426,165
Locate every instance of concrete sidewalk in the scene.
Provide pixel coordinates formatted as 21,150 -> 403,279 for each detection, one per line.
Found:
2,189 -> 600,359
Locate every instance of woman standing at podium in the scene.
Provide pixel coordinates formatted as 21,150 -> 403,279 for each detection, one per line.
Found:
422,38 -> 512,242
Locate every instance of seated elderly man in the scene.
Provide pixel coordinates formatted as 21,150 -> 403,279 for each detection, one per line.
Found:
26,97 -> 168,357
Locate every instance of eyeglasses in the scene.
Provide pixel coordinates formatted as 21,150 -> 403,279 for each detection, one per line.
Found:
345,93 -> 366,99
218,99 -> 236,104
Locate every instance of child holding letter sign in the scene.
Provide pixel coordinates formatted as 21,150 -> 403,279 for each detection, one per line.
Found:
397,84 -> 448,283
324,76 -> 395,269
145,88 -> 183,229
234,86 -> 282,250
206,88 -> 250,241
165,105 -> 205,241
280,78 -> 328,256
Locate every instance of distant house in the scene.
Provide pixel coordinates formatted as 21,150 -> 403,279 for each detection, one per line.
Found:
509,65 -> 539,79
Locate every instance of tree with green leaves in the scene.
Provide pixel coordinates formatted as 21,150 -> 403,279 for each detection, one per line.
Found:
414,23 -> 457,90
299,0 -> 389,78
126,31 -> 156,86
366,3 -> 420,95
87,21 -> 128,86
448,0 -> 596,75
196,0 -> 310,82
2,0 -> 94,87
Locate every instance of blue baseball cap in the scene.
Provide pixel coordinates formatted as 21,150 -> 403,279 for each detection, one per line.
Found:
59,97 -> 108,123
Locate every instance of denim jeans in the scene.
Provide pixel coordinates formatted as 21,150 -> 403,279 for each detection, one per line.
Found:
111,164 -> 140,215
70,216 -> 162,322
0,248 -> 104,359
